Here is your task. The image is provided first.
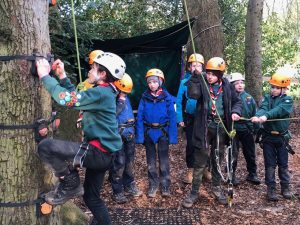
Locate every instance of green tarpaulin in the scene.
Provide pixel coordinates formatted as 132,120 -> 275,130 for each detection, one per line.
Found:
92,19 -> 194,109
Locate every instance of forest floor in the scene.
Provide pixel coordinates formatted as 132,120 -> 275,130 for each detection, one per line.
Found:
75,104 -> 300,225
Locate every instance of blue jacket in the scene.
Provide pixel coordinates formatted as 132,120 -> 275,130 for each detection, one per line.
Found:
183,71 -> 192,79
176,72 -> 197,123
117,97 -> 135,138
136,89 -> 177,144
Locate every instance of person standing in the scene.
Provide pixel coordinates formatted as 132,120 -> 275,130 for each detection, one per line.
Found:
110,73 -> 142,204
251,71 -> 293,201
176,53 -> 211,183
228,72 -> 261,186
182,57 -> 242,207
136,68 -> 177,198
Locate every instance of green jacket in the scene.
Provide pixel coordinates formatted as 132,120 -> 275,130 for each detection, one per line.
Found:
42,76 -> 122,152
256,93 -> 293,136
235,91 -> 257,131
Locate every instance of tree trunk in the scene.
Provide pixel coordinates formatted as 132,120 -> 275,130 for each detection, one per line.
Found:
184,0 -> 225,61
0,1 -> 59,224
244,0 -> 263,103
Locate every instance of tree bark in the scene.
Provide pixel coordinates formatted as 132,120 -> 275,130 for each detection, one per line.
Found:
0,1 -> 59,224
244,0 -> 263,103
184,0 -> 225,61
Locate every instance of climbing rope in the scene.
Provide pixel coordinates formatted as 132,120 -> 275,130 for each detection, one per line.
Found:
70,0 -> 83,83
183,0 -> 237,207
183,0 -> 235,139
240,117 -> 300,122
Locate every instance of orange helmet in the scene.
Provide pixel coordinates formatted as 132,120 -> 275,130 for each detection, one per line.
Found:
269,72 -> 291,88
188,53 -> 204,64
145,68 -> 165,82
114,73 -> 133,93
88,50 -> 104,65
206,57 -> 226,72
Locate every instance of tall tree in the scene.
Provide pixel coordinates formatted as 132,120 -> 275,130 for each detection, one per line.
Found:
244,0 -> 264,103
0,1 -> 57,224
184,0 -> 225,61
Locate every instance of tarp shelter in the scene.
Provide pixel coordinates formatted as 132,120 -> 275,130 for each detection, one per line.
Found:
92,19 -> 194,109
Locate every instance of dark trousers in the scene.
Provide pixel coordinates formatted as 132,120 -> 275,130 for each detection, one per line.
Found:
184,115 -> 195,168
192,122 -> 226,190
263,139 -> 290,188
38,139 -> 113,225
232,129 -> 257,175
144,135 -> 170,189
110,137 -> 136,194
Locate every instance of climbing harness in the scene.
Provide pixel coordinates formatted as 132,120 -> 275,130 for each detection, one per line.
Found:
73,141 -> 89,168
119,119 -> 135,136
255,128 -> 295,155
144,122 -> 169,137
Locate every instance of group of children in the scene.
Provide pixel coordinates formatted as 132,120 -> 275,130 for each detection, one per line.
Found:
36,50 -> 297,225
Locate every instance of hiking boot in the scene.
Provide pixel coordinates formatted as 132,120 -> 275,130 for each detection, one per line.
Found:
227,174 -> 240,186
147,186 -> 158,198
183,168 -> 193,184
281,186 -> 292,199
203,167 -> 212,181
124,183 -> 142,197
112,192 -> 128,204
246,173 -> 261,185
161,187 -> 171,197
182,192 -> 199,208
211,186 -> 227,205
45,170 -> 84,205
267,187 -> 279,201
89,217 -> 99,225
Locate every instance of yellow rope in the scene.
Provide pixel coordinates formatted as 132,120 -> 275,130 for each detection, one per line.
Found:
70,0 -> 82,83
240,117 -> 300,122
182,0 -> 235,138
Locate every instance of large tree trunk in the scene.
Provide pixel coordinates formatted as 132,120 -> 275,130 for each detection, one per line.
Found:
244,0 -> 263,103
0,1 -> 59,224
184,0 -> 225,61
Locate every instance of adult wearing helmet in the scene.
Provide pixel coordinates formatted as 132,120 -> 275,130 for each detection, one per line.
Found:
228,72 -> 261,186
36,52 -> 126,225
176,53 -> 211,184
136,68 -> 177,198
109,74 -> 142,205
251,70 -> 293,201
182,57 -> 242,207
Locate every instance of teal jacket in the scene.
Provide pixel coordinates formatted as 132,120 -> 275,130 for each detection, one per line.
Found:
235,91 -> 257,131
176,75 -> 197,123
41,76 -> 122,152
256,93 -> 293,135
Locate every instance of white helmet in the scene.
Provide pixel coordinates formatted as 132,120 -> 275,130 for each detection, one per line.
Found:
93,52 -> 126,79
228,72 -> 245,83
